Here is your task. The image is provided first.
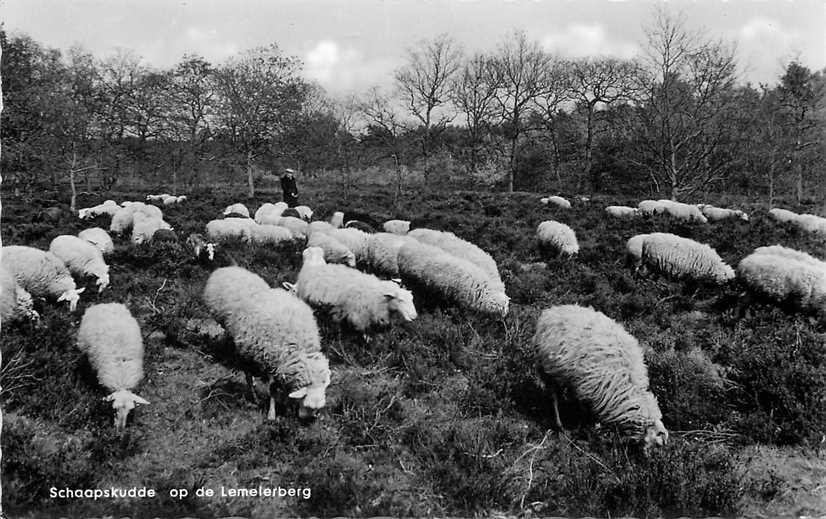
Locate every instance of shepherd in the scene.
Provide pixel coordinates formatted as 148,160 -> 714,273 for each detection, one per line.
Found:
281,168 -> 299,207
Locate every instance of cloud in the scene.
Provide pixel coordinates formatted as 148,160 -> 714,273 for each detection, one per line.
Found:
303,40 -> 395,95
540,23 -> 638,59
736,17 -> 799,83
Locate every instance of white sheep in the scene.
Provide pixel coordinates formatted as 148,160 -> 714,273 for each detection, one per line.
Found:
738,247 -> 826,316
78,200 -> 120,220
625,234 -> 652,266
328,228 -> 370,264
383,220 -> 411,235
407,228 -> 504,292
109,202 -> 164,235
1,246 -> 85,311
76,303 -> 150,429
768,208 -> 798,223
271,216 -> 310,239
365,233 -> 416,276
162,195 -> 187,206
640,232 -> 734,284
206,218 -> 254,242
0,265 -> 38,323
49,235 -> 110,292
291,247 -> 417,333
77,227 -> 115,256
637,199 -> 668,216
701,206 -> 749,222
605,206 -> 638,218
330,211 -> 344,228
245,223 -> 294,245
307,232 -> 356,267
203,267 -> 330,419
308,220 -> 336,237
294,205 -> 313,221
658,200 -> 708,223
397,241 -> 509,317
146,194 -> 170,202
752,245 -> 823,266
223,203 -> 250,218
131,212 -> 173,245
254,202 -> 288,223
533,304 -> 668,449
793,213 -> 826,234
541,195 -> 571,209
537,220 -> 579,256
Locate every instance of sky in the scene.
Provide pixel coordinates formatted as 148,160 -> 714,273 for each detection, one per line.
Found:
1,0 -> 824,97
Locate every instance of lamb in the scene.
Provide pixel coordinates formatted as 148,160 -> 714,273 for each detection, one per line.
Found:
397,241 -> 509,317
290,246 -> 417,333
48,235 -> 110,292
78,200 -> 120,220
605,206 -> 638,218
206,218 -> 254,242
245,223 -> 294,245
365,232 -> 416,276
186,233 -> 215,262
254,202 -> 287,223
533,304 -> 668,449
223,203 -> 250,218
1,245 -> 85,311
383,219 -> 411,235
307,232 -> 356,267
537,220 -> 579,257
407,228 -> 504,292
541,195 -> 571,209
203,267 -> 331,419
768,208 -> 798,223
76,303 -> 150,429
701,205 -> 749,222
330,211 -> 345,228
77,227 -> 115,256
640,232 -> 734,284
131,212 -> 173,245
737,247 -> 826,317
0,265 -> 38,323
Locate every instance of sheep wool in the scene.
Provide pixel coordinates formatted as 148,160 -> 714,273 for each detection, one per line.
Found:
206,218 -> 253,242
223,203 -> 250,218
397,241 -> 509,317
768,208 -> 798,223
78,200 -> 120,220
407,228 -> 504,292
537,221 -> 579,256
658,200 -> 708,223
0,265 -> 38,323
738,247 -> 826,315
273,216 -> 310,239
203,267 -> 330,419
308,220 -> 336,237
254,202 -> 288,224
543,196 -> 571,209
329,228 -> 371,264
365,232 -> 417,276
640,233 -> 734,284
533,304 -> 668,448
131,212 -> 172,245
753,245 -> 823,266
637,200 -> 668,216
701,206 -> 749,222
383,219 -> 411,235
49,235 -> 111,292
307,232 -> 356,267
294,205 -> 313,221
605,206 -> 638,218
78,227 -> 115,256
330,211 -> 344,228
77,303 -> 149,429
625,234 -> 652,265
294,247 -> 417,332
246,223 -> 294,245
793,214 -> 826,234
1,246 -> 85,311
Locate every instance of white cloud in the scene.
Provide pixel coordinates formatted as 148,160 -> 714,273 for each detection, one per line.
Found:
541,23 -> 638,59
303,40 -> 394,95
736,17 -> 799,83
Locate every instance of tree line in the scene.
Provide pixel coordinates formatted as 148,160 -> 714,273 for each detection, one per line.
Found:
1,9 -> 824,202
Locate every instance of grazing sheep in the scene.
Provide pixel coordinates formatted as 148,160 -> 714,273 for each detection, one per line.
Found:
738,247 -> 826,317
533,304 -> 668,449
397,241 -> 509,317
0,265 -> 38,323
1,246 -> 85,311
537,221 -> 579,257
223,203 -> 250,218
625,234 -> 652,267
407,228 -> 504,292
146,194 -> 170,202
768,208 -> 798,223
637,199 -> 668,216
308,220 -> 336,237
109,202 -> 164,235
329,211 -> 345,228
329,228 -> 371,264
365,233 -> 416,276
162,195 -> 187,206
76,303 -> 149,429
605,206 -> 638,218
701,206 -> 749,222
273,216 -> 310,239
344,220 -> 376,233
186,233 -> 215,262
77,227 -> 114,256
245,223 -> 294,245
541,195 -> 571,209
793,213 -> 826,234
48,235 -> 111,292
131,212 -> 173,245
203,267 -> 330,419
254,202 -> 288,223
291,247 -> 417,333
307,232 -> 356,267
206,218 -> 254,242
640,232 -> 734,284
658,200 -> 708,223
383,219 -> 411,235
294,205 -> 313,221
752,245 -> 823,265
78,200 -> 120,220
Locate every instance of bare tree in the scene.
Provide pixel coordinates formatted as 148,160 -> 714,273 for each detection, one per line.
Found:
356,86 -> 408,205
395,34 -> 462,181
450,53 -> 500,174
532,59 -> 572,183
490,30 -> 555,192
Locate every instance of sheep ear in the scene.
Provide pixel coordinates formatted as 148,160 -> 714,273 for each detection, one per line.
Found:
282,282 -> 295,291
76,287 -> 86,294
288,387 -> 308,399
390,278 -> 402,285
134,396 -> 150,406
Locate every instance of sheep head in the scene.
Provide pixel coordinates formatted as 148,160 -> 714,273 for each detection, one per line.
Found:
96,271 -> 111,293
286,354 -> 331,420
384,284 -> 417,322
57,287 -> 85,311
301,246 -> 326,267
105,389 -> 150,429
643,418 -> 669,451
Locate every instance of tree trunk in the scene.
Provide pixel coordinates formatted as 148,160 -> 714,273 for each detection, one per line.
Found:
392,153 -> 403,207
69,151 -> 78,214
508,133 -> 517,193
584,107 -> 595,192
0,35 -> 6,519
246,149 -> 255,199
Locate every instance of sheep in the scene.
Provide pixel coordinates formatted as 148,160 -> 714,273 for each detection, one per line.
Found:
109,202 -> 164,235
344,220 -> 376,233
78,200 -> 120,220
308,220 -> 336,237
254,202 -> 287,223
186,233 -> 215,262
162,195 -> 187,206
273,216 -> 310,239
146,194 -> 170,202
541,195 -> 571,209
1,246 -> 85,311
637,199 -> 668,216
533,304 -> 668,449
625,234 -> 652,267
0,265 -> 38,323
131,212 -> 173,245
48,235 -> 110,292
383,219 -> 411,235
640,232 -> 734,284
737,247 -> 826,317
294,205 -> 313,221
206,218 -> 254,242
307,232 -> 356,267
223,203 -> 250,218
605,206 -> 638,218
365,233 -> 416,276
245,223 -> 294,245
330,211 -> 344,228
768,208 -> 798,223
76,303 -> 149,429
202,267 -> 330,419
328,228 -> 371,264
397,241 -> 509,317
701,206 -> 749,222
537,221 -> 579,257
291,247 -> 417,333
793,213 -> 826,234
77,227 -> 114,256
407,228 -> 504,292
658,200 -> 708,223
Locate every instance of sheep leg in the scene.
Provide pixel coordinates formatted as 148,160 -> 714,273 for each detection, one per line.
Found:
244,372 -> 259,404
267,383 -> 277,420
551,390 -> 563,430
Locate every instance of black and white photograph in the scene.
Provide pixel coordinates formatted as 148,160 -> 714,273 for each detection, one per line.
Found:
0,0 -> 824,517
